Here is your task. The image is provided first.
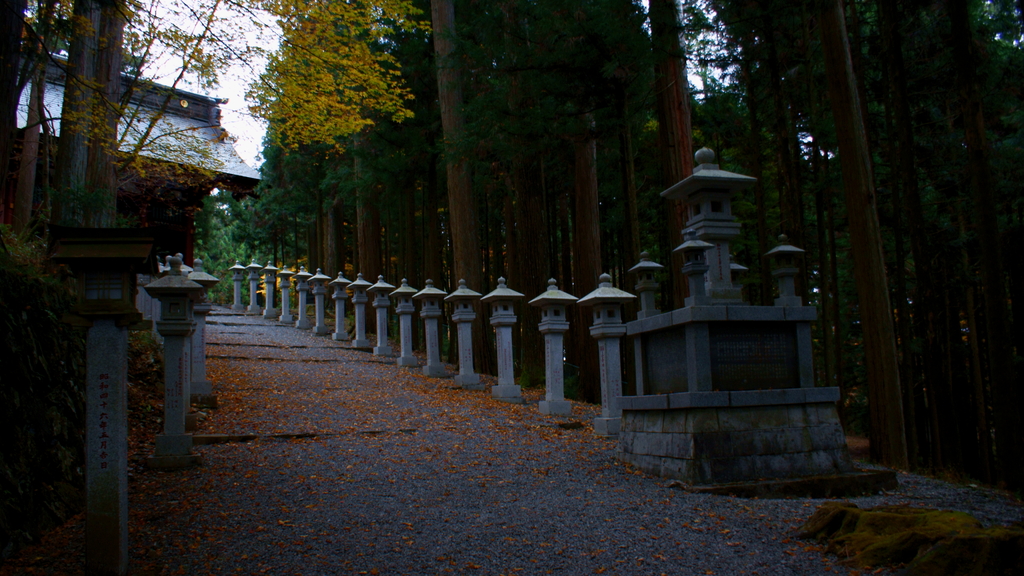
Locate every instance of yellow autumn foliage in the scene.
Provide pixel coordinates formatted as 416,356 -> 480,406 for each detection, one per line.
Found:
248,0 -> 426,151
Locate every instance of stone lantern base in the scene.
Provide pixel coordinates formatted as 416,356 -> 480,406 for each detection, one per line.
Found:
539,400 -> 572,416
455,374 -> 483,390
491,383 -> 524,403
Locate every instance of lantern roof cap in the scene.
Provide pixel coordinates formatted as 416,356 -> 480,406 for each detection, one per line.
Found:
277,266 -> 295,279
628,251 -> 665,274
328,271 -> 351,287
292,266 -> 313,282
413,279 -> 447,299
245,259 -> 263,272
229,260 -> 247,272
764,234 -> 805,259
49,226 -> 154,270
368,275 -> 395,293
730,262 -> 749,272
392,278 -> 419,297
188,258 -> 220,288
348,273 -> 373,290
310,268 -> 332,283
660,147 -> 757,201
481,277 -> 524,302
673,229 -> 715,254
529,279 -> 577,307
578,273 -> 636,306
262,261 -> 279,274
445,279 -> 482,302
145,255 -> 203,295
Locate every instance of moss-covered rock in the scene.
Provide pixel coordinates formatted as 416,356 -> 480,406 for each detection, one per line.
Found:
799,502 -> 1024,574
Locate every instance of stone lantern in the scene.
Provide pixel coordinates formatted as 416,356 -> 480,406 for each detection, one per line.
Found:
675,229 -> 715,307
391,279 -> 419,367
730,262 -> 748,285
261,262 -> 279,320
188,258 -> 220,408
528,279 -> 577,415
661,147 -> 755,304
765,234 -> 805,307
329,272 -> 352,341
143,255 -> 204,467
277,267 -> 295,324
628,251 -> 664,320
481,277 -> 525,403
229,261 -> 246,311
52,228 -> 154,576
578,273 -> 636,437
293,266 -> 313,330
348,273 -> 373,348
310,268 -> 332,335
245,259 -> 263,314
414,279 -> 448,377
444,279 -> 483,389
368,276 -> 396,356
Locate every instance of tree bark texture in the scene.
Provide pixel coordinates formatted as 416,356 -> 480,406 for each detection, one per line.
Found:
14,69 -> 42,233
571,137 -> 603,404
1,0 -> 26,202
83,0 -> 125,227
819,0 -> 908,469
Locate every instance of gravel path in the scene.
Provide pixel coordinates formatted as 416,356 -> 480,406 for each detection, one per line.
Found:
8,306 -> 1023,575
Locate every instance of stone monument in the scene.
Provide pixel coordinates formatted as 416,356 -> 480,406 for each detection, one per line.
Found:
618,148 -> 857,488
245,259 -> 263,314
293,266 -> 313,330
261,262 -> 279,319
310,268 -> 332,335
229,261 -> 246,311
277,266 -> 295,324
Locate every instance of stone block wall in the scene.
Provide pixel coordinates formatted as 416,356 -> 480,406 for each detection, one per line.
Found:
617,395 -> 853,485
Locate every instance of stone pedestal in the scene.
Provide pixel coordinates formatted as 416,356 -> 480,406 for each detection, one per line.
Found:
277,268 -> 295,324
483,278 -> 524,403
392,280 -> 418,366
414,280 -> 447,377
293,267 -> 312,330
446,280 -> 482,389
85,319 -> 129,576
349,273 -> 373,348
530,279 -> 577,416
310,269 -> 332,335
579,274 -> 635,437
330,272 -> 351,341
245,259 -> 262,314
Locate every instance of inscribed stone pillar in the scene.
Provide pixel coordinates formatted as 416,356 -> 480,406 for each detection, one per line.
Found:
482,277 -> 525,403
414,279 -> 448,377
445,280 -> 482,389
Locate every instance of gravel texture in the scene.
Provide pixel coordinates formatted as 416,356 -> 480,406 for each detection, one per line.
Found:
4,306 -> 1022,575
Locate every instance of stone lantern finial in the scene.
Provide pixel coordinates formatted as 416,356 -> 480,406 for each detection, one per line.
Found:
694,146 -> 715,166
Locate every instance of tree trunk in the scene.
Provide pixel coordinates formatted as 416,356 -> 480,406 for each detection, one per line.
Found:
0,0 -> 26,202
14,68 -> 42,233
511,153 -> 550,382
82,0 -> 125,227
52,0 -> 100,224
819,0 -> 908,468
571,136 -> 603,404
648,0 -> 693,309
947,0 -> 1022,489
431,0 -> 486,372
